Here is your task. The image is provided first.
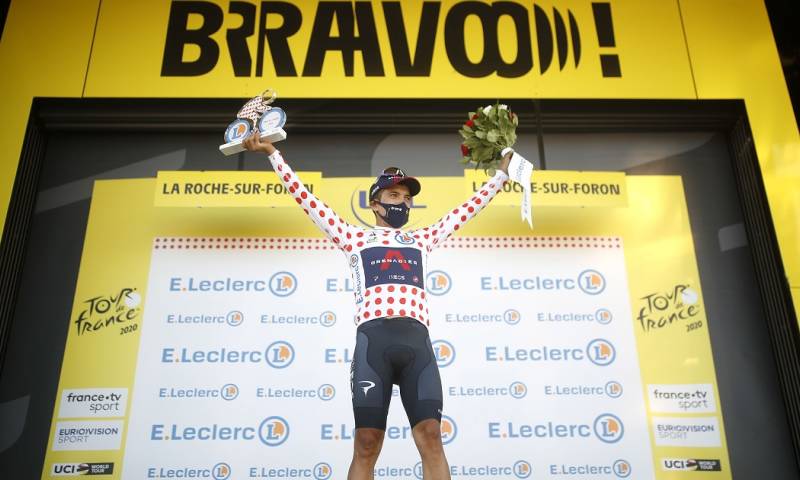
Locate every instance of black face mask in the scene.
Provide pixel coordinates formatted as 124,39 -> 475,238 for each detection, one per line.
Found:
376,201 -> 410,228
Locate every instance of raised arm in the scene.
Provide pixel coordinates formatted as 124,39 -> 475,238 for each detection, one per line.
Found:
413,151 -> 512,251
243,133 -> 363,252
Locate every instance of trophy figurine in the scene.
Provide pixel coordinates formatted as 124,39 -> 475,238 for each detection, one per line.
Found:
219,88 -> 287,156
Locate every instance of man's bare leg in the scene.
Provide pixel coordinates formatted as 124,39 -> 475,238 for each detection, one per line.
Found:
411,419 -> 451,480
348,427 -> 385,480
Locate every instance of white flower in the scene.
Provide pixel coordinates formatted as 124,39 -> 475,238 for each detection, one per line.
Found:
483,105 -> 492,114
499,104 -> 508,110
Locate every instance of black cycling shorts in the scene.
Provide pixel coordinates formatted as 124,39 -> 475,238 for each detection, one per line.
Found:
350,316 -> 443,430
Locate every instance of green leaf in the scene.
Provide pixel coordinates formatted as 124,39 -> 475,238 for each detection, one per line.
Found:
487,129 -> 499,143
475,130 -> 486,139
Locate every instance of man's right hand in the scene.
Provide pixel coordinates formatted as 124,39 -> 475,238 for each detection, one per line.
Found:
243,131 -> 276,155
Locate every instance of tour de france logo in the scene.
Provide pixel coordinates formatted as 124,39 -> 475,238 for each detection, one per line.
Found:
586,338 -> 616,366
426,270 -> 452,296
431,340 -> 455,367
269,271 -> 297,297
312,462 -> 333,480
594,413 -> 624,443
211,462 -> 232,480
220,383 -> 239,401
509,381 -> 528,399
266,341 -> 295,368
258,416 -> 290,446
440,415 -> 457,445
578,269 -> 606,295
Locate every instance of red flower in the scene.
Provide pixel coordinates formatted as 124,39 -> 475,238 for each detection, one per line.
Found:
461,144 -> 469,156
465,120 -> 474,128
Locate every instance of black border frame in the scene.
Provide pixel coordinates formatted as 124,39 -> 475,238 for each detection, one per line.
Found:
0,97 -> 798,469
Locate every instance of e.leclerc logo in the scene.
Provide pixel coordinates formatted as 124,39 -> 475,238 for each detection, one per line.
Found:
269,271 -> 297,296
440,415 -> 457,445
266,341 -> 295,368
426,271 -> 452,295
432,340 -> 455,367
150,416 -> 289,446
578,269 -> 606,295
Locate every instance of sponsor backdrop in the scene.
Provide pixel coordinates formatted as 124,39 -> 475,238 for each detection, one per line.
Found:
43,170 -> 730,479
1,0 -> 799,311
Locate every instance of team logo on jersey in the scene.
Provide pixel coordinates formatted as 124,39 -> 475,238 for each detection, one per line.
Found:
395,232 -> 415,244
361,247 -> 423,288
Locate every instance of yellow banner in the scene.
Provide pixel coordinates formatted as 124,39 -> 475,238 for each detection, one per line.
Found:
84,0 -> 694,98
465,169 -> 627,207
154,170 -> 322,207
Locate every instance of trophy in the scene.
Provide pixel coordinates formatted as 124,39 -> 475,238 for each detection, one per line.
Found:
459,103 -> 535,227
219,89 -> 287,156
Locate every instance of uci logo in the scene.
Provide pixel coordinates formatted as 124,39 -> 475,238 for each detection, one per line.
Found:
226,310 -> 244,327
270,271 -> 297,297
266,341 -> 295,368
432,340 -> 455,367
513,460 -> 532,479
578,269 -> 606,295
587,338 -> 616,366
440,415 -> 457,445
504,309 -> 521,325
605,381 -> 623,398
595,308 -> 613,324
313,462 -> 333,480
612,459 -> 632,478
220,383 -> 239,401
509,381 -> 528,399
212,462 -> 232,480
258,416 -> 290,446
318,384 -> 336,401
594,413 -> 624,443
319,311 -> 336,327
426,270 -> 452,295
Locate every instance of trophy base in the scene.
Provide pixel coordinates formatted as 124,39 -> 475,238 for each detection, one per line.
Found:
219,128 -> 287,156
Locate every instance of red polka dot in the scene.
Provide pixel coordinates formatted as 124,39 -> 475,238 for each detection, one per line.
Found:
375,310 -> 381,316
328,219 -> 335,226
357,241 -> 364,247
387,297 -> 394,304
278,164 -> 283,171
295,197 -> 302,204
283,174 -> 289,181
468,206 -> 475,213
365,301 -> 370,307
333,237 -> 339,243
462,203 -> 468,207
421,292 -> 426,299
387,309 -> 394,315
346,233 -> 352,239
454,225 -> 460,230
375,298 -> 382,304
388,286 -> 395,292
289,186 -> 295,193
301,191 -> 308,199
364,312 -> 370,319
365,290 -> 370,296
460,215 -> 467,222
292,182 -> 299,189
400,309 -> 406,316
382,240 -> 389,245
481,190 -> 488,196
411,300 -> 416,306
319,210 -> 325,217
475,198 -> 482,204
400,286 -> 407,293
357,232 -> 364,237
432,230 -> 438,236
452,208 -> 459,214
345,245 -> 352,251
310,201 -> 317,208
399,298 -> 406,304
375,287 -> 382,293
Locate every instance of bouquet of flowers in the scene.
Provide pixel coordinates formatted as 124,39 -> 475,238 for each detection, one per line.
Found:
458,103 -> 518,176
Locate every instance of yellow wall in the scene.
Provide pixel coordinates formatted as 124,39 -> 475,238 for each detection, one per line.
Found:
0,0 -> 798,315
